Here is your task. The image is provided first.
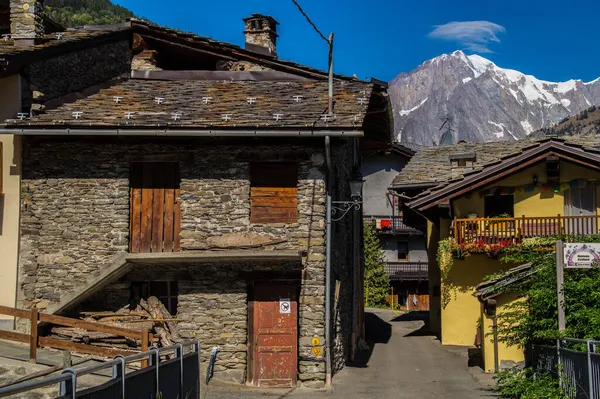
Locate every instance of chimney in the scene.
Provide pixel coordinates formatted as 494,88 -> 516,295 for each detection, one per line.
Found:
10,0 -> 44,46
243,14 -> 279,57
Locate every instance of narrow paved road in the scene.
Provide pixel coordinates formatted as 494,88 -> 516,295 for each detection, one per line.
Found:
205,308 -> 496,398
322,308 -> 496,399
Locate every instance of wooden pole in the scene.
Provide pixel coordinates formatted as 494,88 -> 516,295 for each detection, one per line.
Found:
141,328 -> 150,368
556,241 -> 566,332
29,307 -> 38,363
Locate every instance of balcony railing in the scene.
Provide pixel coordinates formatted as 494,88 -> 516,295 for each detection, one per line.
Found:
453,215 -> 600,245
386,262 -> 428,281
364,215 -> 425,235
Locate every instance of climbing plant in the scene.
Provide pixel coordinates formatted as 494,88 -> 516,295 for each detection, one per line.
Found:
495,235 -> 600,348
363,223 -> 390,307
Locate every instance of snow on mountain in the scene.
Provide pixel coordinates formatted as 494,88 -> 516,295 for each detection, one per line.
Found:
388,50 -> 600,145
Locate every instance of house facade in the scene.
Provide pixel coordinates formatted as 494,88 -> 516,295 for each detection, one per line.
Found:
2,9 -> 393,388
395,137 -> 600,372
361,144 -> 429,310
0,0 -> 132,329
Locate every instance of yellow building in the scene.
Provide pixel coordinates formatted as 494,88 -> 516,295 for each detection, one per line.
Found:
392,137 -> 600,372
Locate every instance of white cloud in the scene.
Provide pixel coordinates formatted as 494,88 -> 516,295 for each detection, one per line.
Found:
428,21 -> 506,53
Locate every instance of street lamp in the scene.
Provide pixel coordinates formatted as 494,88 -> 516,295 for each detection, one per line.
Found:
331,175 -> 364,221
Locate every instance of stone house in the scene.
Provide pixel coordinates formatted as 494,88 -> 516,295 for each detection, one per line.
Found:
0,0 -> 131,329
1,7 -> 393,388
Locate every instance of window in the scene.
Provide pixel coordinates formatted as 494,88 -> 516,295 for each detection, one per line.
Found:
484,195 -> 514,217
397,241 -> 409,261
131,281 -> 178,315
250,163 -> 298,224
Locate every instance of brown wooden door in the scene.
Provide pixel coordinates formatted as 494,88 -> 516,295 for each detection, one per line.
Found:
252,282 -> 298,387
130,162 -> 180,253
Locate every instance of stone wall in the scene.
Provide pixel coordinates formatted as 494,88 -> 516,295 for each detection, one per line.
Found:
19,136 -> 331,387
22,39 -> 131,110
85,261 -> 301,383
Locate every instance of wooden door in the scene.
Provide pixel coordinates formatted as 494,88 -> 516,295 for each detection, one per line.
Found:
130,162 -> 180,253
251,282 -> 298,387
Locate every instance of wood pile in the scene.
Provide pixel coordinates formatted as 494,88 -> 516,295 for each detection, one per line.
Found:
48,297 -> 180,351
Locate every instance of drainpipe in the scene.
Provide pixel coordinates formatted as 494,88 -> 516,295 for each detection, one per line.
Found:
324,135 -> 333,386
351,137 -> 360,359
324,31 -> 335,386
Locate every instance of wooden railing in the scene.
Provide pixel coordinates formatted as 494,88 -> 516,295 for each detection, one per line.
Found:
0,305 -> 151,362
453,215 -> 600,245
364,215 -> 425,235
386,262 -> 428,281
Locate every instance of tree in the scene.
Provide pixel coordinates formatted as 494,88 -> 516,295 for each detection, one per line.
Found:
363,223 -> 390,307
44,0 -> 135,28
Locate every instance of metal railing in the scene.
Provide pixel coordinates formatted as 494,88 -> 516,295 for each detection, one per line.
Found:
386,262 -> 428,281
453,215 -> 600,245
364,215 -> 425,235
532,338 -> 600,399
0,340 -> 200,399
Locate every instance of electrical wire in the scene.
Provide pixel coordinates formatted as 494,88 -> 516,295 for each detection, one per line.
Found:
290,0 -> 329,43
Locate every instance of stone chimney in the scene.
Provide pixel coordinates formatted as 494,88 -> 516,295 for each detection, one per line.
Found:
10,0 -> 45,46
243,14 -> 279,57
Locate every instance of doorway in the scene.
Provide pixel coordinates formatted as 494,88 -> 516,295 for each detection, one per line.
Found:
249,282 -> 298,387
129,162 -> 181,253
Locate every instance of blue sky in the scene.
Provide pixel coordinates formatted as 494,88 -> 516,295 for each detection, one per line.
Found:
115,0 -> 600,83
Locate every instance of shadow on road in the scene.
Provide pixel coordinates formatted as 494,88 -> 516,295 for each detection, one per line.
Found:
389,311 -> 438,338
346,311 -> 392,369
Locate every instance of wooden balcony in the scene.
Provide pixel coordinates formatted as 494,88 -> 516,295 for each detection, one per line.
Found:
386,262 -> 428,281
364,215 -> 425,235
453,215 -> 600,245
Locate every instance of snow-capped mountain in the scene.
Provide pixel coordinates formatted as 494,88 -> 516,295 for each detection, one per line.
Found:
388,50 -> 600,145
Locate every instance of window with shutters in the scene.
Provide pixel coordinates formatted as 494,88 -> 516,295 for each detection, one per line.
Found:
250,163 -> 298,224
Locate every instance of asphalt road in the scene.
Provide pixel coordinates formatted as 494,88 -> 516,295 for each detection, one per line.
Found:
205,308 -> 497,399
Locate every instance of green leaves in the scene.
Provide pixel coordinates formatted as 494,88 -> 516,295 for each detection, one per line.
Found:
494,368 -> 566,399
496,236 -> 600,348
44,0 -> 135,28
363,223 -> 390,307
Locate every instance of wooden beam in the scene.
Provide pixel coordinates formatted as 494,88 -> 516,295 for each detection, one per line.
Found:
0,305 -> 143,339
0,329 -> 29,344
39,337 -> 135,358
30,307 -> 38,362
38,313 -> 143,340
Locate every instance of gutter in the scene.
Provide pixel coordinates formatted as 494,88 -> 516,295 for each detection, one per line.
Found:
1,128 -> 363,137
324,135 -> 333,386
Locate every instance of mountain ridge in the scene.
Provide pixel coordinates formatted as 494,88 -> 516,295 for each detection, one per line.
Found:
389,50 -> 600,146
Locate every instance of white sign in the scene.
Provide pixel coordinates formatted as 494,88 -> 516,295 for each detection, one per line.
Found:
564,243 -> 600,269
279,298 -> 291,314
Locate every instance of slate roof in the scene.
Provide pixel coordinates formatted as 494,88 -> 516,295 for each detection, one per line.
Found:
475,263 -> 535,300
5,79 -> 373,129
130,19 -> 362,83
0,24 -> 130,59
392,136 -> 600,189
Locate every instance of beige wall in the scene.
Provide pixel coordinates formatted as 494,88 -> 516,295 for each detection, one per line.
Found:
0,74 -> 21,324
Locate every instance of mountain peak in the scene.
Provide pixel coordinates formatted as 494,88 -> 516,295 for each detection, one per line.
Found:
388,53 -> 600,145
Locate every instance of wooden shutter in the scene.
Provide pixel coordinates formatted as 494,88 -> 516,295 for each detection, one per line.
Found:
250,163 -> 298,224
130,162 -> 181,253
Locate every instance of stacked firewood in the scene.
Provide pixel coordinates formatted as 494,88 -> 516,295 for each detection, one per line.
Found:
49,296 -> 180,350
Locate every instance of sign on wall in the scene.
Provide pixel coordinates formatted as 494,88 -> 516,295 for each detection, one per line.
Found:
564,243 -> 600,269
279,298 -> 291,314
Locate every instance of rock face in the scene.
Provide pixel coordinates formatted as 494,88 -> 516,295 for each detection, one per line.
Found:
389,50 -> 600,145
